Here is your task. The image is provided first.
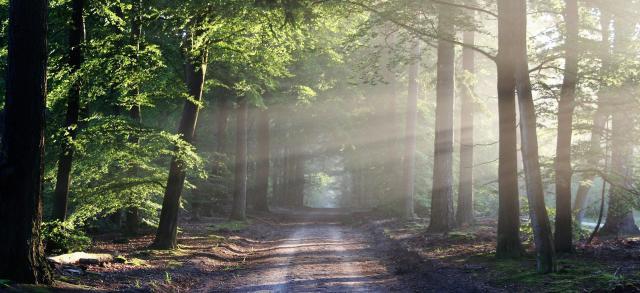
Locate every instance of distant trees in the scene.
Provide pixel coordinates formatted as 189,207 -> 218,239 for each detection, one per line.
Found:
230,99 -> 249,220
456,30 -> 475,227
0,0 -> 52,283
401,41 -> 420,219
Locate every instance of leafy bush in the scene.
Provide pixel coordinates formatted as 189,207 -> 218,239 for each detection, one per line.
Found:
41,221 -> 92,255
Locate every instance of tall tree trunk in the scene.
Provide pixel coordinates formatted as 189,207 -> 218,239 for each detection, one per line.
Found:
401,41 -> 420,219
429,10 -> 455,233
53,0 -> 85,221
496,0 -> 522,259
456,30 -> 475,227
574,10 -> 611,225
554,0 -> 578,253
125,0 -> 143,236
230,100 -> 249,220
294,150 -> 305,208
0,0 -> 52,283
152,54 -> 207,249
600,14 -> 640,236
514,0 -> 556,273
254,108 -> 270,212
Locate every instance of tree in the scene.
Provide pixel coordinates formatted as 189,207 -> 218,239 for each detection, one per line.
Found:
428,6 -> 456,233
456,30 -> 475,227
254,107 -> 270,212
496,0 -> 523,259
230,99 -> 249,220
401,41 -> 420,220
554,0 -> 578,253
574,9 -> 611,225
53,0 -> 86,221
599,12 -> 640,236
0,0 -> 53,283
514,0 -> 556,273
152,53 -> 207,249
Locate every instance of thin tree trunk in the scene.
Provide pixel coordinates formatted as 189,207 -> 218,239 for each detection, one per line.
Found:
152,54 -> 207,249
0,0 -> 52,283
429,11 -> 456,233
574,11 -> 611,225
496,0 -> 522,259
554,0 -> 578,253
53,0 -> 85,221
514,0 -> 556,273
401,41 -> 420,219
230,100 -> 249,220
456,30 -> 475,227
254,108 -> 270,212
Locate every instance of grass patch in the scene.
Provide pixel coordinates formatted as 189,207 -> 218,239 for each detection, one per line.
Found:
126,258 -> 148,267
166,260 -> 183,269
489,257 -> 637,292
210,221 -> 250,232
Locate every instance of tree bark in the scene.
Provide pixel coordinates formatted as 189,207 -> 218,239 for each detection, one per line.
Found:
428,10 -> 455,233
254,107 -> 270,212
573,10 -> 611,225
554,0 -> 578,253
514,0 -> 556,273
496,0 -> 523,259
456,30 -> 475,227
0,0 -> 53,283
53,0 -> 85,221
401,41 -> 420,219
152,54 -> 207,249
230,99 -> 249,220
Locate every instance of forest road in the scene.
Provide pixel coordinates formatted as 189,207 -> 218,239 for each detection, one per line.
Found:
198,211 -> 407,292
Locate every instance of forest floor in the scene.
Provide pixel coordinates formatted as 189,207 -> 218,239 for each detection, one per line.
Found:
8,209 -> 640,292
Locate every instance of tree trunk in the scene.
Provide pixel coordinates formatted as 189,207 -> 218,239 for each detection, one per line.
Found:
254,108 -> 270,212
514,0 -> 556,273
574,10 -> 611,225
0,0 -> 52,283
456,30 -> 475,227
428,11 -> 455,233
554,0 -> 578,253
53,0 -> 85,221
401,41 -> 420,219
496,0 -> 522,259
152,55 -> 207,249
230,100 -> 249,220
597,10 -> 640,237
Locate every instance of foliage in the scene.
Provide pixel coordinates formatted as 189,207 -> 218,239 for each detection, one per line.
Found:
41,221 -> 92,255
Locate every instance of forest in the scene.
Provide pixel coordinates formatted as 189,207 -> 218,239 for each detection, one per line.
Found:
0,0 -> 640,292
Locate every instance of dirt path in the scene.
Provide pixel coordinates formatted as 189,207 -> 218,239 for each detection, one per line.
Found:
199,217 -> 407,292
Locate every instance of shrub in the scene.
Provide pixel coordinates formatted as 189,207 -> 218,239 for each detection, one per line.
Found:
41,220 -> 92,255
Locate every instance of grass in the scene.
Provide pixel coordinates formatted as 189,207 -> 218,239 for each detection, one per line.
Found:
484,256 -> 638,292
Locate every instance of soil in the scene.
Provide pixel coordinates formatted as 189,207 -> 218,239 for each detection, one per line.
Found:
13,209 -> 639,292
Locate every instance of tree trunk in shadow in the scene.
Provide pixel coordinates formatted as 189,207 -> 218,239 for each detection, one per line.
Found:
53,0 -> 85,222
0,0 -> 53,283
152,54 -> 207,250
